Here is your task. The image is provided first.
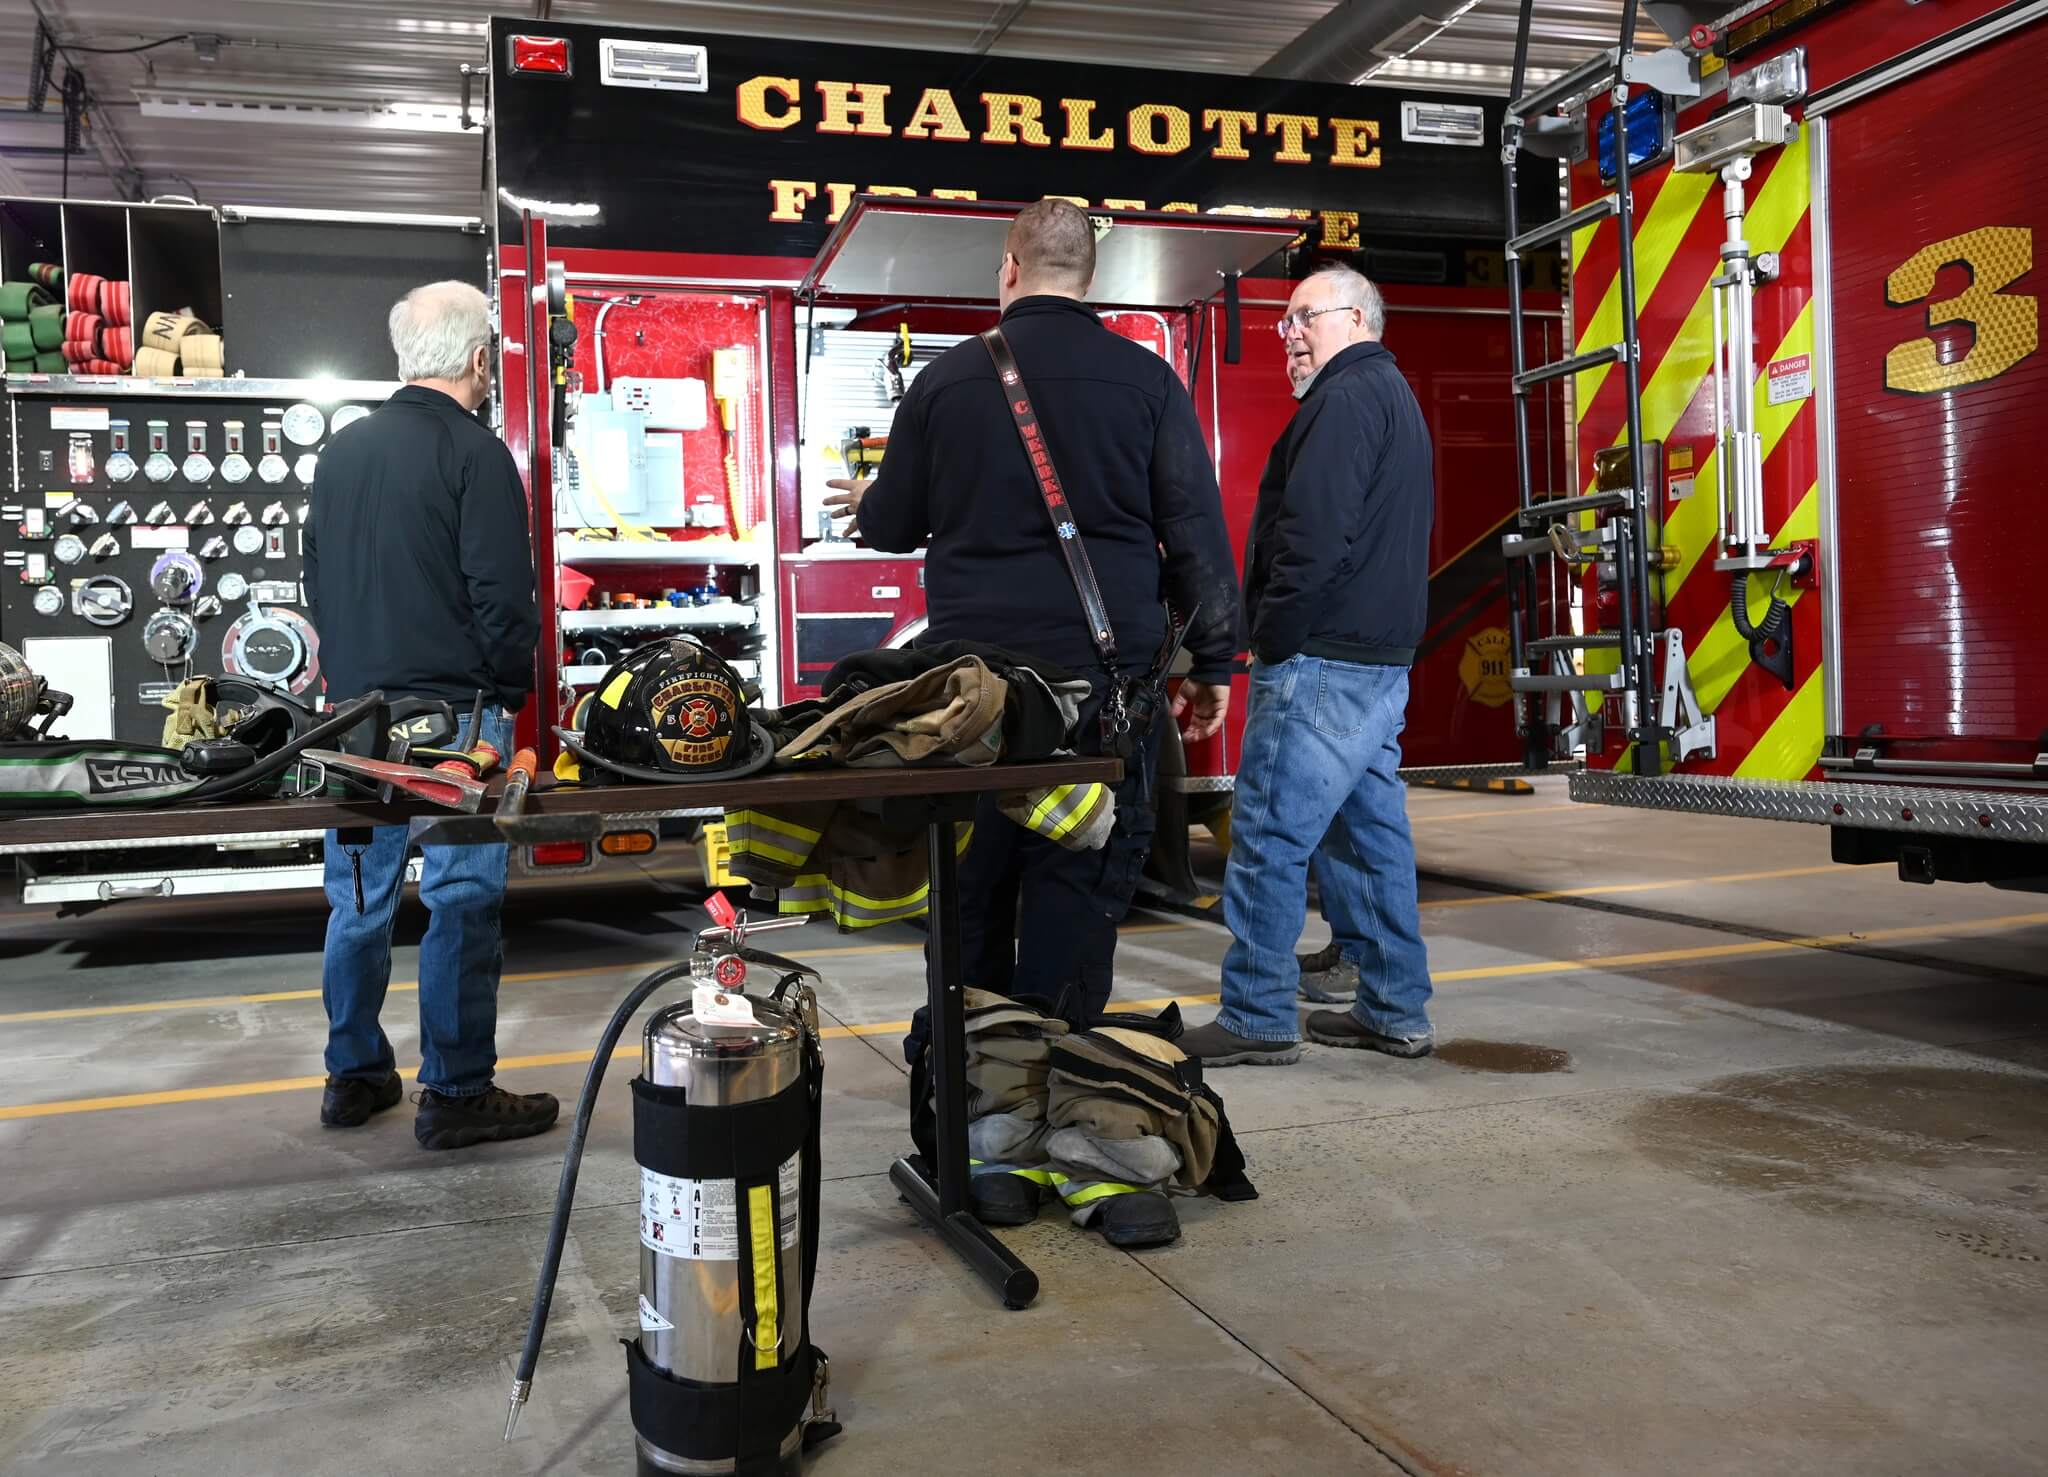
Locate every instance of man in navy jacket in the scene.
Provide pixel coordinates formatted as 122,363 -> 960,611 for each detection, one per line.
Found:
1182,265 -> 1437,1065
825,200 -> 1239,1030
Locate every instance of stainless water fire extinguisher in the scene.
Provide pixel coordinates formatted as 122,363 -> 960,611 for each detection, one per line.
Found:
504,906 -> 841,1475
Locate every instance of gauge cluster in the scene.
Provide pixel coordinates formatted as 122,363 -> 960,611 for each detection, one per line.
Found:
1,385 -> 380,739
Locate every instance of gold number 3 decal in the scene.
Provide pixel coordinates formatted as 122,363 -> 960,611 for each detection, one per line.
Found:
1885,226 -> 2037,394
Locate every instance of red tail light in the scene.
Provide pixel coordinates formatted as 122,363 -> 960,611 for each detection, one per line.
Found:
509,35 -> 571,76
529,840 -> 589,867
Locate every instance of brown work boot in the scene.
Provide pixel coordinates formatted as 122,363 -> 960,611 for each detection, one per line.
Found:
1178,1020 -> 1303,1067
413,1084 -> 560,1150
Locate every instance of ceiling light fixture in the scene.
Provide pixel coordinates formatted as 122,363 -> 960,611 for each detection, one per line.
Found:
135,88 -> 475,134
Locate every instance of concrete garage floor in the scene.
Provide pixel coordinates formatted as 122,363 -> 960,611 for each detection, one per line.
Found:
4,783 -> 2048,1476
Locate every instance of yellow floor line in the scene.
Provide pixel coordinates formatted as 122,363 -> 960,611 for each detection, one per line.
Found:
1409,803 -> 1580,826
1419,863 -> 1850,911
0,922 -> 1193,1026
7,914 -> 2044,1123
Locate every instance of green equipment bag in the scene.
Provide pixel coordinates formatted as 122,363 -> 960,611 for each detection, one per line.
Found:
0,741 -> 204,810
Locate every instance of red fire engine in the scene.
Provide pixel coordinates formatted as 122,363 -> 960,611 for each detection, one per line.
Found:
488,16 -> 1570,826
1502,0 -> 2048,886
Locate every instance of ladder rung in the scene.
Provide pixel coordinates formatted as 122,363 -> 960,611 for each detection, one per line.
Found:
1511,672 -> 1628,693
1511,49 -> 1617,122
1527,634 -> 1623,652
1520,489 -> 1632,522
1515,344 -> 1620,391
1509,193 -> 1620,257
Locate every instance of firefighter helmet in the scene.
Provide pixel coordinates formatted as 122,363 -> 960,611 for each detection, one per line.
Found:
555,637 -> 773,784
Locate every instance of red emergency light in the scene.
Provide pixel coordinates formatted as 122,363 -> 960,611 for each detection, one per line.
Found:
509,35 -> 571,76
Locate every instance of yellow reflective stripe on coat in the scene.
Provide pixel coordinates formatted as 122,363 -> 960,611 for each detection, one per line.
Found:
1059,1180 -> 1147,1205
747,1183 -> 779,1372
1022,782 -> 1108,842
725,808 -> 822,869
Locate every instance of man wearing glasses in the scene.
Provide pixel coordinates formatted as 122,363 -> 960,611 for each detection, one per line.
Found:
1181,265 -> 1436,1066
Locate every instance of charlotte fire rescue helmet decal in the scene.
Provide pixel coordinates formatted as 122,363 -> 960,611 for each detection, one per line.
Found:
555,637 -> 774,784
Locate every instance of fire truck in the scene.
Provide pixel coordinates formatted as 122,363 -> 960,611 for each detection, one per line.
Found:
1500,0 -> 2048,888
488,14 -> 1569,820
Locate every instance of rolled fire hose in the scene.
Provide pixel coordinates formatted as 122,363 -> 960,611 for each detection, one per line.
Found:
29,303 -> 64,350
28,262 -> 64,291
0,280 -> 52,319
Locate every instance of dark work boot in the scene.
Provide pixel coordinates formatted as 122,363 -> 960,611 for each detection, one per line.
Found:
969,1171 -> 1047,1227
1178,1020 -> 1303,1067
1095,1191 -> 1181,1249
1305,1010 -> 1435,1058
414,1084 -> 561,1150
320,1071 -> 403,1128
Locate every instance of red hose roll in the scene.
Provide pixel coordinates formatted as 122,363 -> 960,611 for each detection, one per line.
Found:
98,279 -> 131,326
61,338 -> 98,364
67,273 -> 104,313
102,324 -> 132,365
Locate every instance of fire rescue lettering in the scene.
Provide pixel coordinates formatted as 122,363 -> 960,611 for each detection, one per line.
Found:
744,74 -> 1381,237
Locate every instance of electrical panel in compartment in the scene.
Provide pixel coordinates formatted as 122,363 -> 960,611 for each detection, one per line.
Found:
553,287 -> 772,710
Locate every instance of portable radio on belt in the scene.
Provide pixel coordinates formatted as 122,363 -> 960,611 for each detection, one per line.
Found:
980,327 -> 1195,761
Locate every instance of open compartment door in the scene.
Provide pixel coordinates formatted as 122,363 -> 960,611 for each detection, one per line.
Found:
798,196 -> 1303,308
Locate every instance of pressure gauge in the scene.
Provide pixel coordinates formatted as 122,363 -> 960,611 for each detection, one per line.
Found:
143,609 -> 198,663
218,571 -> 249,602
53,533 -> 85,565
331,404 -> 370,434
106,452 -> 137,483
142,451 -> 176,483
257,454 -> 289,484
281,403 -> 325,447
220,454 -> 251,484
76,575 -> 132,627
232,525 -> 264,556
182,453 -> 214,482
31,585 -> 65,617
294,453 -> 319,485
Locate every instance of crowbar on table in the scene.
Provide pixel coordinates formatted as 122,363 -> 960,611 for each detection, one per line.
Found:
309,748 -> 488,813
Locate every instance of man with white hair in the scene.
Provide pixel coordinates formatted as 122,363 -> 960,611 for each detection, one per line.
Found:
304,279 -> 554,1149
1181,264 -> 1437,1067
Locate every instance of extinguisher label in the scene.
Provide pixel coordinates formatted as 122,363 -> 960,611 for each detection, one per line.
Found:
640,1155 -> 800,1260
638,1295 -> 675,1332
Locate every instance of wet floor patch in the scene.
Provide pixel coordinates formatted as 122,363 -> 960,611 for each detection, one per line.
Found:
1434,1040 -> 1573,1074
1628,1063 -> 2048,1239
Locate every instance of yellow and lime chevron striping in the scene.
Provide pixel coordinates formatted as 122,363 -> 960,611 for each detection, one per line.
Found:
1663,302 -> 1816,602
1571,171 -> 1718,412
1685,483 -> 1819,717
1734,668 -> 1826,780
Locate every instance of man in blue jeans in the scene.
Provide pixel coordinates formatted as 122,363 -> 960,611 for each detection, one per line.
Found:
304,280 -> 556,1147
1181,266 -> 1435,1066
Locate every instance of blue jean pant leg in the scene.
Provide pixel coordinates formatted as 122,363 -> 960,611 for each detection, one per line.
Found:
1219,656 -> 1354,1041
1316,671 -> 1434,1040
322,820 -> 410,1081
320,706 -> 514,1095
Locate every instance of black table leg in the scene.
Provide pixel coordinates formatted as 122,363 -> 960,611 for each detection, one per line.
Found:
888,809 -> 1040,1310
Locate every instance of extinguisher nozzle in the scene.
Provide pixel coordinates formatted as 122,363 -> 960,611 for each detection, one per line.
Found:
503,1379 -> 532,1442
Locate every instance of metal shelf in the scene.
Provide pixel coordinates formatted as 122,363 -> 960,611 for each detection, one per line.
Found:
4,373 -> 398,401
564,658 -> 761,686
558,602 -> 758,633
556,536 -> 766,567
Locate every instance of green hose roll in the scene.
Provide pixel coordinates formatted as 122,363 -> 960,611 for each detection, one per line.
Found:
1,320 -> 37,358
5,356 -> 32,375
29,262 -> 64,291
29,303 -> 63,350
0,281 -> 53,319
34,350 -> 66,373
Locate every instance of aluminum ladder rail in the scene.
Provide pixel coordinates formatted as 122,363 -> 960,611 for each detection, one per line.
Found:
1499,0 -> 1679,776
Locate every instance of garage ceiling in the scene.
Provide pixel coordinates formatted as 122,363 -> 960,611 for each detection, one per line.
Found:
1,0 -> 1669,215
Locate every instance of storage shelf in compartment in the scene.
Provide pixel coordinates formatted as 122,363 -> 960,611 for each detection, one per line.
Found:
556,536 -> 766,566
558,602 -> 758,632
565,658 -> 761,686
61,202 -> 130,281
129,205 -> 225,351
0,200 -> 63,287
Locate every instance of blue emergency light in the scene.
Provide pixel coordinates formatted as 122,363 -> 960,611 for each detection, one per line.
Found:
1598,91 -> 1670,183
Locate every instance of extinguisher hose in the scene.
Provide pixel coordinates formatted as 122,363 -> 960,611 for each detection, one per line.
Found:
504,956 -> 697,1441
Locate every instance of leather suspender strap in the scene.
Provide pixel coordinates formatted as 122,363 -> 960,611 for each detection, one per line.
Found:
979,327 -> 1120,672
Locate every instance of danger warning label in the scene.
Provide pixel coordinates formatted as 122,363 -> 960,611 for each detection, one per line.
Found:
639,1155 -> 800,1261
